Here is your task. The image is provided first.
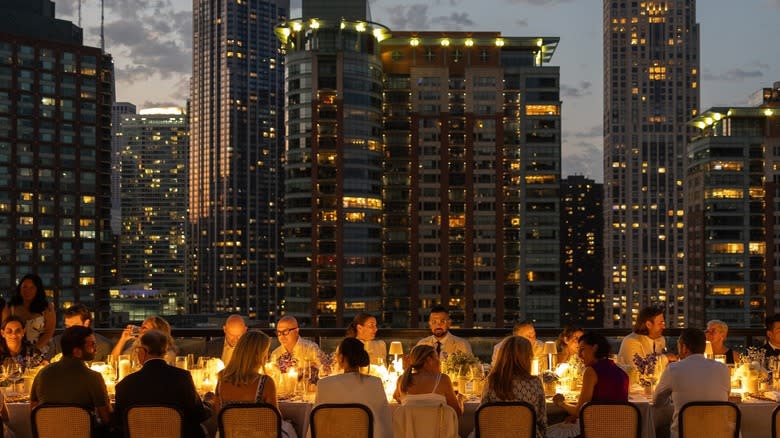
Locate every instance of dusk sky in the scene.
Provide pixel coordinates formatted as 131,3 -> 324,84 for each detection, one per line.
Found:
57,0 -> 780,182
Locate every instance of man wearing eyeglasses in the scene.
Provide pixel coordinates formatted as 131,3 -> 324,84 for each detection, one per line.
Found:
415,305 -> 472,360
269,316 -> 324,369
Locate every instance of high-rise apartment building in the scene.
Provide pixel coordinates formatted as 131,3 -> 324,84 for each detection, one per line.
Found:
0,0 -> 114,322
276,0 -> 386,327
111,102 -> 136,237
686,84 -> 780,327
381,32 -> 561,328
561,176 -> 604,327
189,0 -> 288,321
117,107 -> 188,315
603,1 -> 699,327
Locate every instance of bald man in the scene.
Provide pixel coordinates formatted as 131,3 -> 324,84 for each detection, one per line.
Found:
203,314 -> 247,365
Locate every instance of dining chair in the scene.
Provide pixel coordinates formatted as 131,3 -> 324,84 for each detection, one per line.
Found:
310,403 -> 373,438
678,401 -> 740,438
392,403 -> 458,438
474,401 -> 536,438
218,403 -> 282,438
773,404 -> 780,438
580,401 -> 641,438
31,404 -> 93,438
125,404 -> 184,438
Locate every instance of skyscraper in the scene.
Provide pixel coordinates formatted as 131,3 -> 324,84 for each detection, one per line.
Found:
603,1 -> 699,327
111,102 -> 136,237
189,0 -> 288,320
561,176 -> 604,327
118,107 -> 188,314
0,0 -> 114,321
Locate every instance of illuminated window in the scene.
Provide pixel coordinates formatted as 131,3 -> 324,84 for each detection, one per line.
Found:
320,210 -> 337,222
342,197 -> 382,209
709,243 -> 744,254
449,215 -> 466,228
704,189 -> 743,199
710,286 -> 744,296
749,242 -> 765,255
525,105 -> 560,116
648,66 -> 667,80
345,212 -> 366,222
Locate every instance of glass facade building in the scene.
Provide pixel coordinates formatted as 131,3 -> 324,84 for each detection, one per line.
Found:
189,0 -> 289,321
0,0 -> 114,323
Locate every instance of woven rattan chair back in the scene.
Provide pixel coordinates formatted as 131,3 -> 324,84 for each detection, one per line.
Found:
310,403 -> 373,438
580,401 -> 640,438
679,401 -> 740,438
392,403 -> 459,438
474,401 -> 536,438
32,404 -> 93,438
126,405 -> 183,438
773,404 -> 780,438
218,403 -> 282,438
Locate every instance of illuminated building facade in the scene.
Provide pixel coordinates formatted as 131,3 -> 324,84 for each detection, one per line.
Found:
118,108 -> 187,314
189,0 -> 288,320
111,102 -> 136,236
276,0 -> 386,327
603,0 -> 699,327
686,88 -> 780,327
561,176 -> 604,327
381,32 -> 561,328
0,0 -> 114,322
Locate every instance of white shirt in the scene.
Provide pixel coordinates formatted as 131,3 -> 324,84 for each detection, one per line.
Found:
314,372 -> 393,438
617,332 -> 669,382
652,354 -> 730,438
416,332 -> 472,360
270,337 -> 324,368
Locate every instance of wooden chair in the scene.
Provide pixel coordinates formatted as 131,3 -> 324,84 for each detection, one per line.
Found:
125,405 -> 183,438
678,401 -> 740,438
32,404 -> 93,438
474,401 -> 536,438
218,403 -> 282,438
392,403 -> 458,438
773,404 -> 780,438
580,401 -> 641,438
310,403 -> 373,438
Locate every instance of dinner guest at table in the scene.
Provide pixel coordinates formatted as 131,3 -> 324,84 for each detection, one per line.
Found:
314,337 -> 392,438
553,332 -> 628,421
0,316 -> 46,369
203,314 -> 247,366
617,306 -> 676,382
111,315 -> 176,364
47,304 -> 112,362
652,328 -> 729,438
705,319 -> 741,364
491,321 -> 545,368
555,324 -> 584,365
481,336 -> 546,438
269,316 -> 323,369
761,314 -> 780,358
416,305 -> 472,361
1,274 -> 55,352
393,344 -> 463,416
30,326 -> 112,434
346,313 -> 387,365
115,330 -> 212,437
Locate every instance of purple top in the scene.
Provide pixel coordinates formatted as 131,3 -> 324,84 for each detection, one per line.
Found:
591,358 -> 629,402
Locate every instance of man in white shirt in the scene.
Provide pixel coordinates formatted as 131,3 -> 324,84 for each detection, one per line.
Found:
416,305 -> 471,360
203,314 -> 247,366
617,306 -> 677,383
491,321 -> 545,367
270,316 -> 324,369
652,328 -> 730,438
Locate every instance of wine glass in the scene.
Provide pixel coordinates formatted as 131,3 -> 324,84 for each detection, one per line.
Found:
4,361 -> 22,395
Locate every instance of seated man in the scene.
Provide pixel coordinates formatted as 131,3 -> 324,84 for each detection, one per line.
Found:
115,330 -> 211,437
652,328 -> 729,438
47,303 -> 113,361
491,321 -> 544,367
416,305 -> 472,360
203,314 -> 247,366
31,326 -> 112,427
761,314 -> 780,358
269,316 -> 324,368
617,306 -> 676,383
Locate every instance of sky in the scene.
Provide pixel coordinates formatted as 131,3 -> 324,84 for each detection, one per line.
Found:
55,0 -> 780,182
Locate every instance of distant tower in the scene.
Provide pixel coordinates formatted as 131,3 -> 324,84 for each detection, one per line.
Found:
603,1 -> 700,327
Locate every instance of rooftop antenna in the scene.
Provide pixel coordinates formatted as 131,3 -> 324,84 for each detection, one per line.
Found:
100,0 -> 105,52
78,0 -> 82,27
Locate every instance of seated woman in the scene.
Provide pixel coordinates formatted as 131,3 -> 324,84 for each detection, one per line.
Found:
111,315 -> 176,364
314,337 -> 392,438
346,313 -> 387,365
553,332 -> 628,421
213,330 -> 296,438
1,274 -> 56,352
392,344 -> 463,416
481,336 -> 546,438
556,325 -> 584,365
706,320 -> 741,364
0,316 -> 46,370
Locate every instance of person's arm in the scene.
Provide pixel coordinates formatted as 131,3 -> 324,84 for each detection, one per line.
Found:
438,373 -> 463,416
554,366 -> 597,418
183,373 -> 211,422
36,302 -> 56,349
617,335 -> 640,366
110,325 -> 135,361
393,374 -> 403,403
651,365 -> 673,406
462,338 -> 473,354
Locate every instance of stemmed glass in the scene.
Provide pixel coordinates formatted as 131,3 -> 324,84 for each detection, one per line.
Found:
3,359 -> 22,395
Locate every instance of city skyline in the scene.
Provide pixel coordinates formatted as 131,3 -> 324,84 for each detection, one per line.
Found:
57,0 -> 780,182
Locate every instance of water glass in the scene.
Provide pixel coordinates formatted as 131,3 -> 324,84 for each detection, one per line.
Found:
175,356 -> 188,370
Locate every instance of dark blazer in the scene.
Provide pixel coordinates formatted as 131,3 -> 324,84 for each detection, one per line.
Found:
115,358 -> 211,437
203,337 -> 224,359
762,342 -> 780,358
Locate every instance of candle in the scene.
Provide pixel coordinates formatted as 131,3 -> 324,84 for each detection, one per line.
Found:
531,358 -> 540,376
287,368 -> 299,395
118,359 -> 131,381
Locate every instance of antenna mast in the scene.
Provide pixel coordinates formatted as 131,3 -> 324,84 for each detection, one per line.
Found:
100,0 -> 105,52
78,0 -> 82,27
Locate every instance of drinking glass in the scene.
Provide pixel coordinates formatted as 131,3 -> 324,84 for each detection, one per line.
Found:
175,356 -> 188,370
5,361 -> 22,395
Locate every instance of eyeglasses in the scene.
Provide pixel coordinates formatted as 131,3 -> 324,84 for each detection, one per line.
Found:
430,319 -> 449,325
276,327 -> 298,336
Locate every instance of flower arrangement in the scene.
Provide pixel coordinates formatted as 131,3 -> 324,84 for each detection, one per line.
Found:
632,352 -> 658,387
541,370 -> 559,384
276,352 -> 297,373
442,351 -> 480,375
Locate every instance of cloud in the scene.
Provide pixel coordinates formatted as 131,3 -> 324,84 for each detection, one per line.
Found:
382,4 -> 474,30
431,12 -> 475,28
563,140 -> 602,179
565,124 -> 602,139
702,68 -> 765,81
515,19 -> 529,27
142,100 -> 180,108
561,81 -> 592,98
54,0 -> 79,17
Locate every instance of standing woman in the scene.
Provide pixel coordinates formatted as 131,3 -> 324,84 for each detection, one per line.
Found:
346,313 -> 387,365
2,274 -> 55,352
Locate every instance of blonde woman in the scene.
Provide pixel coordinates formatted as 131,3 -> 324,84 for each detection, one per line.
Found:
111,316 -> 176,363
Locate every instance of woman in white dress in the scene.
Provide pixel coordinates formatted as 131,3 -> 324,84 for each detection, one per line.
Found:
346,313 -> 387,365
393,344 -> 462,415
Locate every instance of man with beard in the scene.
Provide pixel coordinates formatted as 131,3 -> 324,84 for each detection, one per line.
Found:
416,305 -> 472,360
31,326 -> 112,426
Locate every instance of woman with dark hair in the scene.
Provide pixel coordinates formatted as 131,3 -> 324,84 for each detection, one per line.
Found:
0,315 -> 46,369
346,313 -> 387,365
556,324 -> 584,364
553,332 -> 628,421
392,344 -> 462,415
314,338 -> 392,438
1,274 -> 55,351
